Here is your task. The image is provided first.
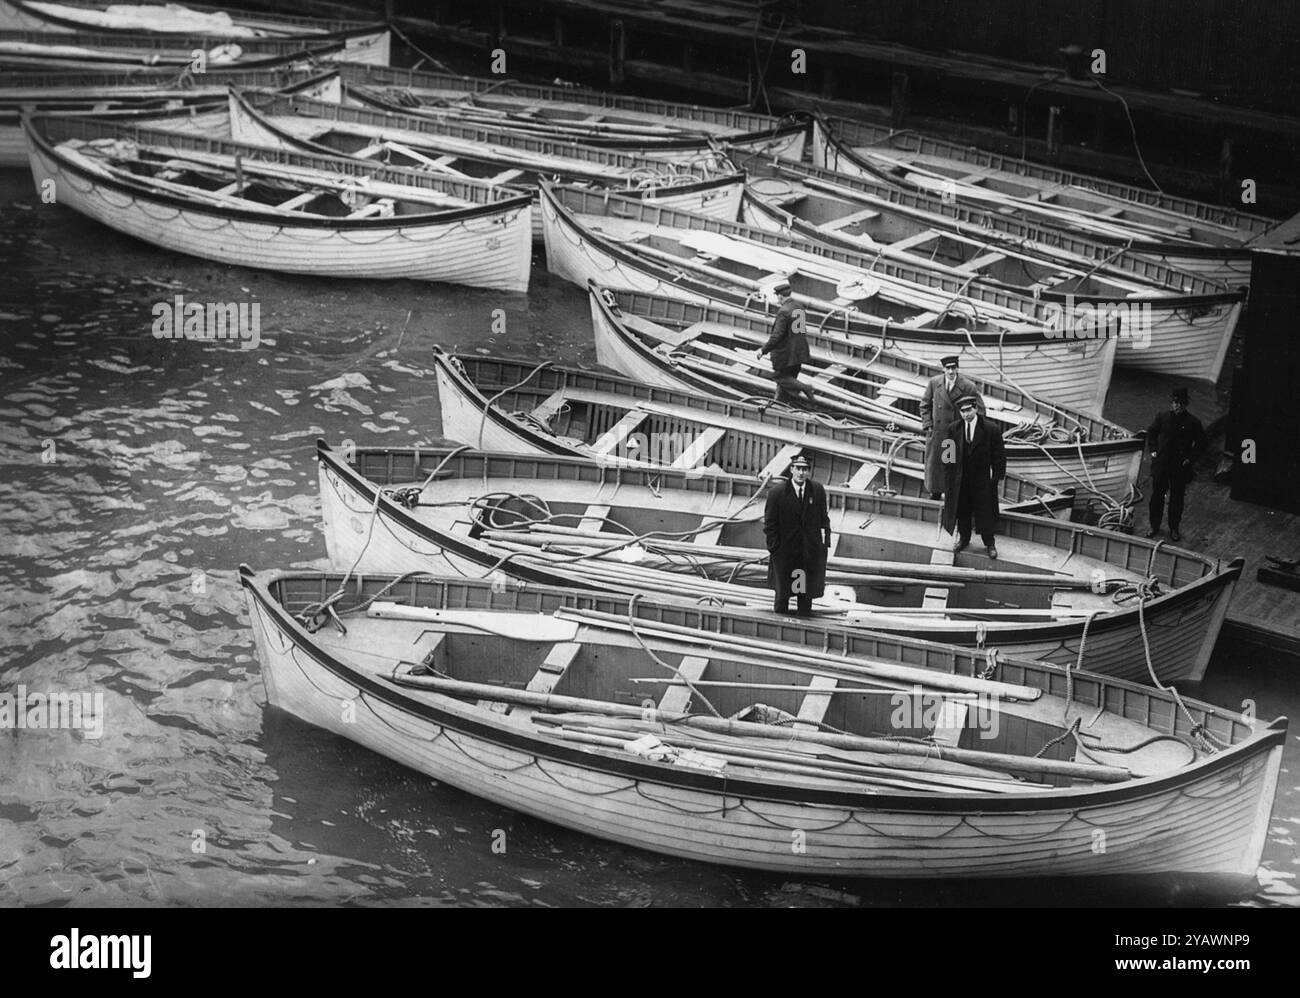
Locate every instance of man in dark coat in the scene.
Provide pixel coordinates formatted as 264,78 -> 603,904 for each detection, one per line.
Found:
763,453 -> 831,616
942,395 -> 1006,559
756,279 -> 817,408
920,355 -> 985,499
1145,386 -> 1206,543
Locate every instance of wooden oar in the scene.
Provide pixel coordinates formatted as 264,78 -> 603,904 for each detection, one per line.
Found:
629,678 -> 976,696
386,674 -> 1127,783
488,525 -> 1081,588
543,718 -> 1040,793
537,711 -> 1016,779
552,606 -> 1042,699
543,725 -> 1027,794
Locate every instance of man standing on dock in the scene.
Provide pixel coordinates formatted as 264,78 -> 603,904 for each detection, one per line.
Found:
943,395 -> 1006,559
757,279 -> 818,409
921,355 -> 984,500
764,453 -> 831,616
1145,387 -> 1206,543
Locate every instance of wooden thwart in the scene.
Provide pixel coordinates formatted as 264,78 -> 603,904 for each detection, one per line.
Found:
793,675 -> 838,733
590,408 -> 648,455
657,655 -> 709,713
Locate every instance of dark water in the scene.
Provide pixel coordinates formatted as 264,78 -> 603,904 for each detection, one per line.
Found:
1,170 -> 1297,908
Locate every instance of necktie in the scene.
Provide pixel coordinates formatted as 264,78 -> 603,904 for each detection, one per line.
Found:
795,486 -> 803,502
966,421 -> 974,443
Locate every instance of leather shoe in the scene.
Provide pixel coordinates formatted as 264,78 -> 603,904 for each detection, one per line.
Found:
1144,528 -> 1159,539
952,537 -> 969,554
1169,528 -> 1181,542
986,545 -> 998,560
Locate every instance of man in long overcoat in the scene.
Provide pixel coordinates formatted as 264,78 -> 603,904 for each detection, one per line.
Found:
1144,386 -> 1206,543
942,395 -> 1006,559
921,355 -> 985,498
763,453 -> 831,616
756,279 -> 817,408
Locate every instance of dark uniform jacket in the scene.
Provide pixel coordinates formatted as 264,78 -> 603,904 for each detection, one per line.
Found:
1146,410 -> 1206,482
763,478 -> 831,599
920,373 -> 985,495
941,414 -> 1007,537
760,299 -> 812,372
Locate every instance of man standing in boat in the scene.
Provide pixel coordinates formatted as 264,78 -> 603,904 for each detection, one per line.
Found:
1144,387 -> 1205,543
921,356 -> 984,500
764,453 -> 831,616
943,395 -> 1006,560
756,279 -> 818,409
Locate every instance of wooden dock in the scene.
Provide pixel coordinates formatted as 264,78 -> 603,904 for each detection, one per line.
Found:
238,0 -> 1300,212
1104,364 -> 1300,667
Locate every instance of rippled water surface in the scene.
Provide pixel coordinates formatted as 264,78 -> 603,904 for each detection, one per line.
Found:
1,170 -> 1297,907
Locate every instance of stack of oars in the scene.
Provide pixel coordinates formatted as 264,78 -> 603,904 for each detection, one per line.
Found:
386,673 -> 1130,791
532,714 -> 1034,793
549,606 -> 1031,697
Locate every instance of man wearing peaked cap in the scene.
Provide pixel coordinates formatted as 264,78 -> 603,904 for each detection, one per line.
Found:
763,452 -> 831,616
942,394 -> 1006,559
757,278 -> 818,410
1144,386 -> 1205,543
920,354 -> 985,499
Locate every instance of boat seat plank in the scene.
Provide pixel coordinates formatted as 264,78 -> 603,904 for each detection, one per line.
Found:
957,251 -> 1007,273
275,190 -> 319,211
875,377 -> 922,401
692,524 -> 724,546
671,425 -> 726,469
847,462 -> 883,490
931,699 -> 968,747
922,548 -> 953,610
417,631 -> 448,674
886,230 -> 941,254
793,675 -> 838,733
503,641 -> 582,717
578,503 -> 612,534
760,443 -> 803,479
526,641 -> 581,692
530,388 -> 569,423
590,408 -> 649,455
492,168 -> 524,184
824,206 -> 881,230
1050,590 -> 1078,611
908,311 -> 941,326
657,656 -> 709,714
806,363 -> 848,388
